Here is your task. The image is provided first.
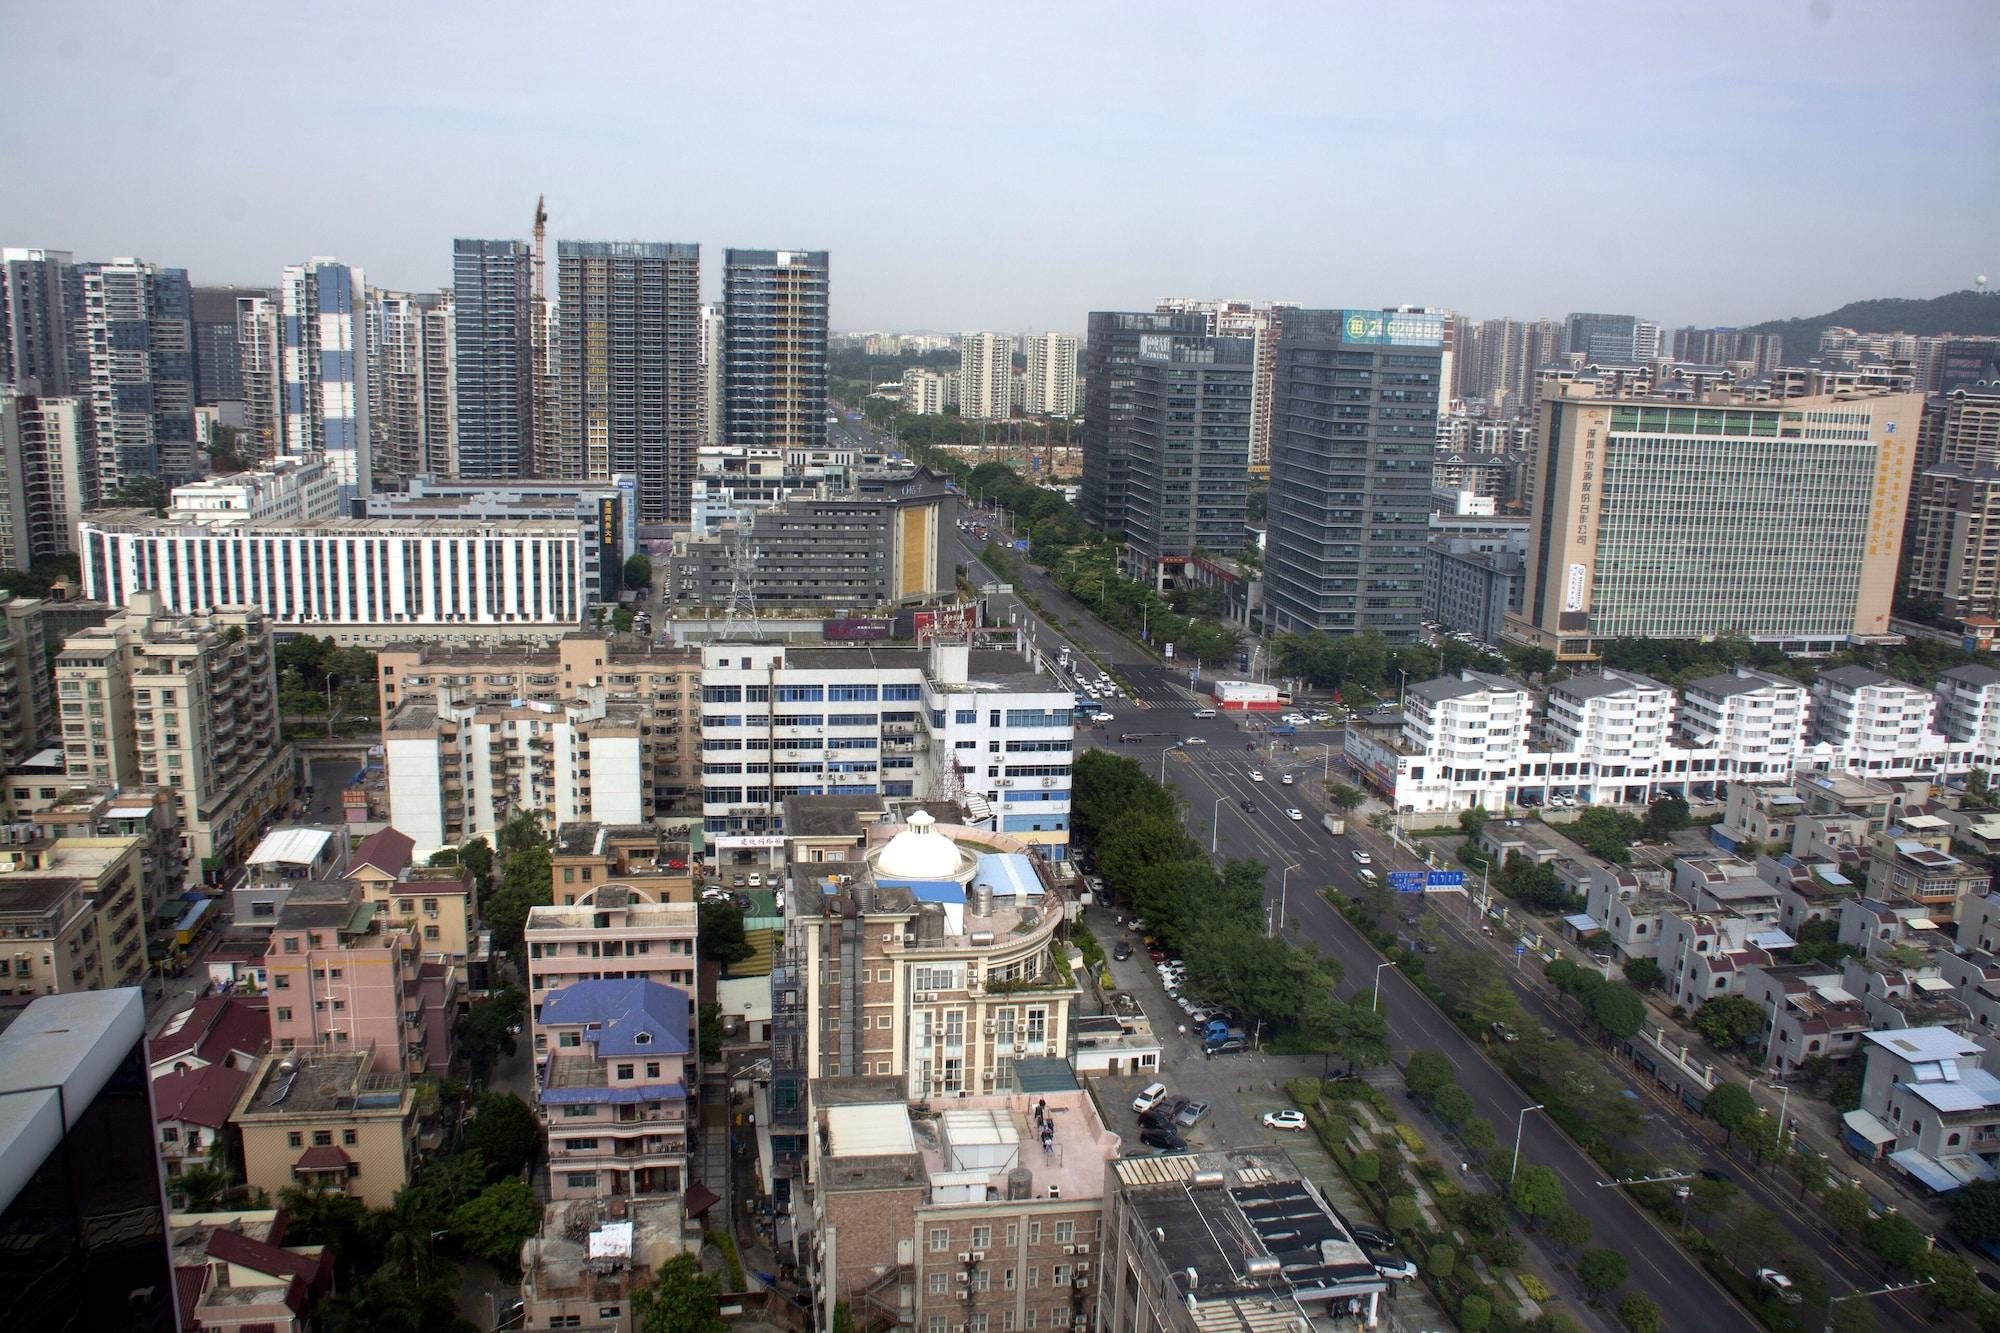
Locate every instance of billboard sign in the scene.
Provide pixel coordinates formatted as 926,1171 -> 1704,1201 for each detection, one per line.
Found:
1340,309 -> 1446,348
1426,870 -> 1466,889
1388,870 -> 1426,894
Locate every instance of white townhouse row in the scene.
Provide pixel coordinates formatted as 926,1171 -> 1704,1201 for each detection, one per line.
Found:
1348,662 -> 2000,815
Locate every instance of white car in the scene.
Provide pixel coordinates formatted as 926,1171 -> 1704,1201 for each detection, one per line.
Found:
1373,1258 -> 1419,1282
1132,1082 -> 1169,1114
1280,773 -> 1295,785
1248,770 -> 1265,782
1756,1270 -> 1800,1304
1184,736 -> 1207,746
1286,808 -> 1304,821
1351,849 -> 1372,865
1262,1110 -> 1308,1131
1091,712 -> 1115,723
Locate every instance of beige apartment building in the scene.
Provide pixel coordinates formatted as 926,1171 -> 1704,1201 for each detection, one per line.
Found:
0,833 -> 148,990
0,591 -> 54,769
9,784 -> 185,931
525,886 -> 697,1049
1508,386 -> 1922,661
0,873 -> 104,999
550,821 -> 696,907
232,1045 -> 417,1209
53,591 -> 293,875
376,633 -> 701,814
1903,390 -> 2000,620
345,826 -> 482,962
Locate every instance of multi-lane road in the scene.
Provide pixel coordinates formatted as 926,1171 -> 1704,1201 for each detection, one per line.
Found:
950,525 -> 1777,1331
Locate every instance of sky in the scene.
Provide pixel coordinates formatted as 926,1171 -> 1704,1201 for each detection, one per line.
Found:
3,0 -> 1994,334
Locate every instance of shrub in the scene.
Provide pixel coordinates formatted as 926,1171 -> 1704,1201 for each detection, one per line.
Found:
1386,1196 -> 1420,1232
1286,1077 -> 1324,1108
1520,1273 -> 1552,1302
1459,1294 -> 1493,1330
1616,1293 -> 1663,1333
1351,1152 -> 1381,1184
1426,1243 -> 1457,1279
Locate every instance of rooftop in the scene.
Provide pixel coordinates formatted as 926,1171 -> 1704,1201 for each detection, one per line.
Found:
1818,665 -> 1897,689
246,827 -> 337,869
820,1084 -> 1119,1204
148,994 -> 270,1069
238,1047 -> 408,1119
781,794 -> 888,838
537,978 -> 691,1058
522,1197 -> 685,1305
1863,1027 -> 1984,1064
349,827 -> 415,876
1113,1145 -> 1385,1308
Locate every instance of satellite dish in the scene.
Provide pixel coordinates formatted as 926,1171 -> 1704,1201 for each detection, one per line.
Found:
1979,275 -> 1991,293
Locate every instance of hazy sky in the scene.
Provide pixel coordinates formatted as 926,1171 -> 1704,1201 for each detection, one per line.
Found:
4,1 -> 1993,333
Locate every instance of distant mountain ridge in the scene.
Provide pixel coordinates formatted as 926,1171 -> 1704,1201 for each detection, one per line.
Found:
1743,289 -> 2000,348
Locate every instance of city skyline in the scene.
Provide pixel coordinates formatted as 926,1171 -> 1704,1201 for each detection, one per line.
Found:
3,2 -> 1993,333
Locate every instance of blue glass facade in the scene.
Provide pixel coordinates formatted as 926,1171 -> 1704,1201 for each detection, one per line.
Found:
452,239 -> 532,479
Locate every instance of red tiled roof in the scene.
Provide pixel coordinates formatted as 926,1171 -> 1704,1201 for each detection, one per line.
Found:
147,994 -> 271,1070
350,827 -> 416,877
684,1181 -> 720,1217
294,1145 -> 352,1171
152,1062 -> 252,1130
174,1264 -> 208,1329
206,1226 -> 329,1293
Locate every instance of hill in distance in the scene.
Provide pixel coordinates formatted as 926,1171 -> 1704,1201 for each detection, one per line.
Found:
1744,289 -> 2000,348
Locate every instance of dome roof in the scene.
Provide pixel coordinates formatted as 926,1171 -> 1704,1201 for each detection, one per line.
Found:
877,811 -> 963,880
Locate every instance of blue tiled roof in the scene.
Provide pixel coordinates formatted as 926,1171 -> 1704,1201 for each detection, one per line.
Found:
974,853 -> 1043,898
538,978 -> 690,1057
879,879 -> 964,902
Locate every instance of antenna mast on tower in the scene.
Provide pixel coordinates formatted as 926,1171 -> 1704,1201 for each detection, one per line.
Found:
719,506 -> 763,638
530,195 -> 556,478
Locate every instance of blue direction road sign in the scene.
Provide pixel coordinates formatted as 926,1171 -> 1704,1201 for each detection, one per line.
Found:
1388,870 -> 1426,894
1426,870 -> 1465,889
1515,944 -> 1528,956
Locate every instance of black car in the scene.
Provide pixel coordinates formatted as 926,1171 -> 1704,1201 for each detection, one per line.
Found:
1698,1167 -> 1730,1182
1348,1222 -> 1396,1250
1137,1108 -> 1175,1130
1139,1127 -> 1187,1151
1239,799 -> 1257,813
1112,942 -> 1133,961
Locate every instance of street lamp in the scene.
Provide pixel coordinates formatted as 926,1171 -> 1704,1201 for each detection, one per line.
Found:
1756,1078 -> 1792,1152
1373,960 -> 1398,1011
1510,1104 -> 1546,1184
1160,745 -> 1176,783
1272,863 -> 1303,939
1210,796 -> 1225,855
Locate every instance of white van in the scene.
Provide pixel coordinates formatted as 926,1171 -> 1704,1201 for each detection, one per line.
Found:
1357,868 -> 1379,885
1192,707 -> 1217,719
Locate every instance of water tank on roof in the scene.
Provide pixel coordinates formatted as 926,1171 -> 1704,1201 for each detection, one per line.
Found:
968,883 -> 995,917
917,904 -> 946,946
1007,1168 -> 1033,1200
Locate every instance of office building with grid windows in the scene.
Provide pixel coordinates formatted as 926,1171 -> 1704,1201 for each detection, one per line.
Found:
722,249 -> 829,457
1262,308 -> 1444,640
1508,385 -> 1923,661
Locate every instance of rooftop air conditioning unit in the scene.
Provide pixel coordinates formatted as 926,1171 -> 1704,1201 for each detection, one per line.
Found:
1061,1244 -> 1075,1255
970,1251 -> 985,1262
957,1252 -> 973,1264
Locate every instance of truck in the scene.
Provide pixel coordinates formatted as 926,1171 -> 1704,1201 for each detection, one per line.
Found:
1322,814 -> 1346,836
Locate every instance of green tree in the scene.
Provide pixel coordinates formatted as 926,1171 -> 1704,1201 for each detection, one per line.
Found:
1350,1152 -> 1380,1184
497,808 -> 545,856
1622,957 -> 1664,989
1510,1164 -> 1566,1220
699,1001 -> 722,1065
449,1179 -> 542,1275
1459,804 -> 1489,841
1578,1247 -> 1629,1296
278,1186 -> 378,1282
1459,1294 -> 1493,1331
104,475 -> 169,515
1326,782 -> 1367,815
1547,1204 -> 1593,1253
1615,1293 -> 1663,1333
1917,1250 -> 1982,1311
1862,1211 -> 1927,1271
699,897 -> 755,968
1703,1082 -> 1759,1146
463,1093 -> 540,1180
485,844 -> 554,958
623,553 -> 654,591
1691,997 -> 1768,1051
1829,1301 -> 1880,1333
1461,1117 -> 1499,1160
832,1303 -> 855,1333
634,1252 -> 727,1333
169,1162 -> 234,1211
1786,1147 -> 1829,1200
1303,991 -> 1389,1075
1386,1196 -> 1420,1232
1585,983 -> 1647,1038
1434,1085 -> 1476,1128
455,986 -> 525,1085
1403,1049 -> 1453,1103
1952,1178 -> 2000,1244
1642,793 -> 1691,837
1571,807 -> 1643,863
458,836 -> 494,895
1824,1185 -> 1873,1233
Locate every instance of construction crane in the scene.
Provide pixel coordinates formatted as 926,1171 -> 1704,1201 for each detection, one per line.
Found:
530,195 -> 553,476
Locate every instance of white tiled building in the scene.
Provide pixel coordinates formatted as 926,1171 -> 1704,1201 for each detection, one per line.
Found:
1807,666 -> 1957,778
1679,669 -> 1811,781
700,640 -> 1075,861
1390,671 -> 1531,812
1936,664 -> 2000,757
